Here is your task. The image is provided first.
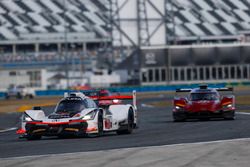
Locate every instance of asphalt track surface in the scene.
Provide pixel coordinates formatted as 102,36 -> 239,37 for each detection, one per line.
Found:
1,94 -> 250,158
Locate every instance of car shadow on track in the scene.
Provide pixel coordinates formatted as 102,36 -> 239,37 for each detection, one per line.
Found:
14,132 -> 136,141
171,118 -> 236,123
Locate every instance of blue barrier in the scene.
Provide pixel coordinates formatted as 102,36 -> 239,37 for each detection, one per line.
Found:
0,92 -> 5,98
36,90 -> 73,96
108,83 -> 227,93
35,83 -> 227,96
1,82 -> 243,98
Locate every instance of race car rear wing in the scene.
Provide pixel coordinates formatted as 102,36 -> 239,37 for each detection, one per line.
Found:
215,87 -> 234,92
176,87 -> 233,92
90,90 -> 137,109
176,88 -> 192,92
80,89 -> 107,97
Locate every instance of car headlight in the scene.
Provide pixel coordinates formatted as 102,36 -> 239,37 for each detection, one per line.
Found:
223,104 -> 233,109
22,114 -> 33,122
82,110 -> 97,120
175,106 -> 181,110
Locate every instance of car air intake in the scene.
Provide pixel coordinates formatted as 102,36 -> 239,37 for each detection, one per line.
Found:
70,93 -> 76,97
48,114 -> 70,119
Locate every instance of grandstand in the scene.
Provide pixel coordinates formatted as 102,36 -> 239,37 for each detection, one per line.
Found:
0,0 -> 250,87
110,0 -> 250,46
1,0 -> 250,52
0,0 -> 108,42
166,0 -> 250,42
0,0 -> 110,70
113,0 -> 250,85
1,0 -> 250,56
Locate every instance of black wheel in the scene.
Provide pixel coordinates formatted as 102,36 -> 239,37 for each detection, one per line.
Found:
86,111 -> 103,138
17,93 -> 22,99
173,118 -> 186,122
199,117 -> 210,121
224,111 -> 235,120
173,113 -> 186,122
26,134 -> 41,140
224,117 -> 235,120
117,109 -> 134,135
58,135 -> 66,139
97,112 -> 103,136
5,94 -> 9,100
29,94 -> 34,99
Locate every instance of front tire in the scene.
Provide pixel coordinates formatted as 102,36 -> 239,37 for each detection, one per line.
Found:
173,113 -> 186,122
97,112 -> 104,136
27,94 -> 34,99
173,118 -> 186,122
224,110 -> 235,120
86,111 -> 103,138
5,94 -> 9,100
17,93 -> 23,99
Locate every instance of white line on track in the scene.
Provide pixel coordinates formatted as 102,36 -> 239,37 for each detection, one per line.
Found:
0,127 -> 17,133
236,112 -> 250,115
2,137 -> 250,160
141,103 -> 154,108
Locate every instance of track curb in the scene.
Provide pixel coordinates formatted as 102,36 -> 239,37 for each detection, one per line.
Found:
0,127 -> 17,133
17,102 -> 56,112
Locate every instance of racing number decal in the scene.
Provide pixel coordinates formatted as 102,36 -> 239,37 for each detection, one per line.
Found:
105,116 -> 112,129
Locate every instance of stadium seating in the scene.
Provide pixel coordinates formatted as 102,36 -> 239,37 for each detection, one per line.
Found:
0,50 -> 97,70
1,0 -> 250,41
168,0 -> 250,37
1,0 -> 250,67
0,0 -> 108,40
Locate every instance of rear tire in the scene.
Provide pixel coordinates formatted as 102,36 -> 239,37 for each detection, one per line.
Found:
117,109 -> 134,135
26,134 -> 41,140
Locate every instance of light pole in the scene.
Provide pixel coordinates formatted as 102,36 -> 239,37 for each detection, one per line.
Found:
63,0 -> 70,89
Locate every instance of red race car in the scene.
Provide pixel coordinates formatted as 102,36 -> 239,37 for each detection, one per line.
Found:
172,85 -> 235,122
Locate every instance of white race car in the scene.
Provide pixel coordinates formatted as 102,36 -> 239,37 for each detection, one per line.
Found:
16,91 -> 137,140
5,85 -> 35,99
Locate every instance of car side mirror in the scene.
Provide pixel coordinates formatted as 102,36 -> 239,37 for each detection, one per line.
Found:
180,97 -> 188,103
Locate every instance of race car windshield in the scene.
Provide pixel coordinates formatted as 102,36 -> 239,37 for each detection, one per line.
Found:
190,93 -> 218,101
55,100 -> 87,115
